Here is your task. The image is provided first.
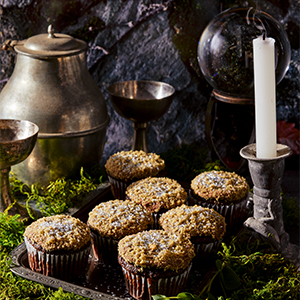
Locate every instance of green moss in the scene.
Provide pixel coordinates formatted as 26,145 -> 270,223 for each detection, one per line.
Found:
0,213 -> 25,253
218,238 -> 300,299
10,167 -> 103,219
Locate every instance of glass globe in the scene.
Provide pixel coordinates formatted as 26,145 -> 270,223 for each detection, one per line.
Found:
198,7 -> 291,99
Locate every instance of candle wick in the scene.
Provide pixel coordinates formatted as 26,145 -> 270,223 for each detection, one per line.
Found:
263,32 -> 266,40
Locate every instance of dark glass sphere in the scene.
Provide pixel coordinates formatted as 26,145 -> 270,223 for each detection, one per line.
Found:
198,7 -> 291,99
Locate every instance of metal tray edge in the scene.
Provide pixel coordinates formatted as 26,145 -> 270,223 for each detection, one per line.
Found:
9,182 -> 125,300
10,243 -> 122,300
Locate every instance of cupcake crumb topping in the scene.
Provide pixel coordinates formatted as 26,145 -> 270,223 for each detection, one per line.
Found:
126,177 -> 187,212
159,204 -> 226,240
88,199 -> 153,240
24,215 -> 90,252
118,230 -> 195,271
191,171 -> 249,202
105,150 -> 165,181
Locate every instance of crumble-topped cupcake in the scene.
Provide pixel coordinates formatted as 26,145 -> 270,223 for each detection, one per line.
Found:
159,204 -> 226,261
126,177 -> 187,228
118,230 -> 195,300
189,170 -> 250,230
105,150 -> 165,199
24,215 -> 91,280
87,199 -> 153,266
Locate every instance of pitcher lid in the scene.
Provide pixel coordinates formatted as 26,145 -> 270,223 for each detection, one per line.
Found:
14,25 -> 86,58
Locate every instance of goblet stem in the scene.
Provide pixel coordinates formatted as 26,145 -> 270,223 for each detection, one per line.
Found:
0,167 -> 32,218
0,167 -> 13,212
132,122 -> 148,152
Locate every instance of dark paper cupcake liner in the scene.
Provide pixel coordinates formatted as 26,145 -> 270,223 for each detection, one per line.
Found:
90,231 -> 119,267
25,237 -> 91,281
107,174 -> 134,200
120,260 -> 192,300
192,238 -> 222,265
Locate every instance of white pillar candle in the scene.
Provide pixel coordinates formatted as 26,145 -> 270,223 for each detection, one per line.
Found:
253,35 -> 277,158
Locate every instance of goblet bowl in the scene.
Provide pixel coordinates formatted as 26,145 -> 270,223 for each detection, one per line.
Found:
0,119 -> 39,169
108,80 -> 175,152
108,80 -> 175,123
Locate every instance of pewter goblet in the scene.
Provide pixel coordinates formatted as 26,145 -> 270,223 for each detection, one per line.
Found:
0,119 -> 39,214
108,80 -> 175,152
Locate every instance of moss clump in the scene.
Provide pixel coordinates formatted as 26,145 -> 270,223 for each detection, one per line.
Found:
217,238 -> 300,300
11,167 -> 102,218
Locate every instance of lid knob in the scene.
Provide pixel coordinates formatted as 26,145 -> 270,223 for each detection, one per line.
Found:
47,25 -> 55,38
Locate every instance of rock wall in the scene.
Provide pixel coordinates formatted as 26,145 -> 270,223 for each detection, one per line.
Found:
0,0 -> 298,167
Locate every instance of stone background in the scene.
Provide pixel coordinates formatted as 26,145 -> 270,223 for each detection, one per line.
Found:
0,0 -> 299,168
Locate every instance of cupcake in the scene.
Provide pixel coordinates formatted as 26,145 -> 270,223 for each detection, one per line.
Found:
159,204 -> 226,262
24,215 -> 91,281
87,199 -> 153,266
118,230 -> 195,300
189,170 -> 250,230
105,150 -> 165,199
126,177 -> 187,228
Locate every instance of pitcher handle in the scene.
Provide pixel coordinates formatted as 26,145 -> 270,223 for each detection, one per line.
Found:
1,39 -> 25,51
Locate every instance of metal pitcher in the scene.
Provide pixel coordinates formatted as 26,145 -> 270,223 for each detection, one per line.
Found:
0,25 -> 110,186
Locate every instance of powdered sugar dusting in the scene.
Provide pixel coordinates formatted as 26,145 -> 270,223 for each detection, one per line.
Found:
88,200 -> 153,240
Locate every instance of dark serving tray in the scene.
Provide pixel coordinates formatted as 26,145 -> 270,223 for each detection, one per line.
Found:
9,182 -> 215,300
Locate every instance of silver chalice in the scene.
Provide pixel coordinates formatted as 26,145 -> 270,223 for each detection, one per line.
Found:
0,119 -> 39,214
108,80 -> 175,152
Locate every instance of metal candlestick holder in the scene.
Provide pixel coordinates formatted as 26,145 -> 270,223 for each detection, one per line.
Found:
240,143 -> 300,268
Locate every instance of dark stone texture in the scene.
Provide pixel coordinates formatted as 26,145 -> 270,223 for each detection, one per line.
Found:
0,0 -> 298,167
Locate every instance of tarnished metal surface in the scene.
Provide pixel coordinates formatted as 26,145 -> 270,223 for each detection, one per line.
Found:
0,119 -> 39,212
0,26 -> 109,186
240,143 -> 300,268
0,119 -> 39,169
108,80 -> 174,152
